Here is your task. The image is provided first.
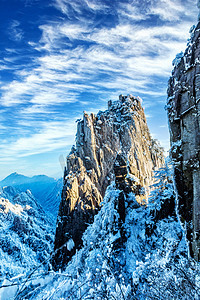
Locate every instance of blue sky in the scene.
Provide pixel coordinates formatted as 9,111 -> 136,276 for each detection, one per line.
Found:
0,0 -> 198,180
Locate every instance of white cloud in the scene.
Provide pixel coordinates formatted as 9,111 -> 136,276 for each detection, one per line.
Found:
0,16 -> 193,110
53,0 -> 108,16
0,119 -> 77,161
0,124 -> 6,131
1,81 -> 31,106
150,0 -> 183,21
19,105 -> 50,114
118,3 -> 149,21
8,20 -> 24,42
59,23 -> 89,40
150,0 -> 197,21
0,0 -> 198,172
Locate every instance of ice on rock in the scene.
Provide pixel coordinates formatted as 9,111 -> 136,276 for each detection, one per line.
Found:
0,186 -> 54,287
12,161 -> 200,300
67,238 -> 75,251
53,94 -> 164,270
0,279 -> 18,300
172,51 -> 184,67
167,17 -> 200,260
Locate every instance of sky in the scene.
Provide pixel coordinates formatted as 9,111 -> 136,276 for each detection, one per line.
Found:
0,0 -> 199,180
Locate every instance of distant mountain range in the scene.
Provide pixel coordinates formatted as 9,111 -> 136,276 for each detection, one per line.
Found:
0,173 -> 63,219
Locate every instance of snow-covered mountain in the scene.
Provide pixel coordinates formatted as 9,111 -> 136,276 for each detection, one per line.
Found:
1,15 -> 200,297
0,186 -> 54,299
53,95 -> 164,270
4,162 -> 200,299
0,173 -> 62,219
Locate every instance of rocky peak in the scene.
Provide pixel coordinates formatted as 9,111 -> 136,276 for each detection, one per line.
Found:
167,22 -> 200,260
52,94 -> 164,270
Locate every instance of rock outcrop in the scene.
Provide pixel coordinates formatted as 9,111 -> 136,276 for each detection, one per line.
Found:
167,22 -> 200,260
52,95 -> 164,270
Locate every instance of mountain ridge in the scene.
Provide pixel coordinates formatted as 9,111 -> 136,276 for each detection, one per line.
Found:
0,173 -> 62,220
0,172 -> 57,185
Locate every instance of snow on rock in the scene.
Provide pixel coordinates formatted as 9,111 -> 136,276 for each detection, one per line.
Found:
0,186 -> 54,295
172,51 -> 184,67
67,239 -> 75,251
13,161 -> 200,299
53,94 -> 165,270
167,18 -> 200,260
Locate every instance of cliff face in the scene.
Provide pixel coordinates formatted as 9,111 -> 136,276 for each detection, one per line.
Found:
167,22 -> 200,260
53,95 -> 164,270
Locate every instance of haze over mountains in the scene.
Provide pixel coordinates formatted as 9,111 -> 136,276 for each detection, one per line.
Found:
0,173 -> 62,219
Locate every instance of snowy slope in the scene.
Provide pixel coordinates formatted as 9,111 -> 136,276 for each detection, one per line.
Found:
0,186 -> 55,300
0,173 -> 62,219
9,162 -> 200,300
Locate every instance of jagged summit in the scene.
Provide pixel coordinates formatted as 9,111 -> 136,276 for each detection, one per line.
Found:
52,94 -> 164,270
68,94 -> 163,197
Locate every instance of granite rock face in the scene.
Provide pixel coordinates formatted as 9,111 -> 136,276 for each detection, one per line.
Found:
52,95 -> 164,270
167,22 -> 200,260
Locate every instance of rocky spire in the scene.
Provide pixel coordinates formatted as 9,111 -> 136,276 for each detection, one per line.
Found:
167,21 -> 200,260
52,95 -> 164,270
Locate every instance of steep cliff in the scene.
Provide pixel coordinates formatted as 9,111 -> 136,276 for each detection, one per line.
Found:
53,95 -> 164,270
167,22 -> 200,260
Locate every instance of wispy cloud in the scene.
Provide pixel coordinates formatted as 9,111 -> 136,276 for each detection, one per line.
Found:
8,20 -> 24,42
150,0 -> 184,21
1,0 -> 196,109
0,119 -> 76,162
149,0 -> 197,22
0,0 -> 198,178
118,2 -> 149,21
53,0 -> 108,17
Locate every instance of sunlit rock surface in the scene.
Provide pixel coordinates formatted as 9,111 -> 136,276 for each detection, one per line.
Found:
167,22 -> 200,260
52,95 -> 164,270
